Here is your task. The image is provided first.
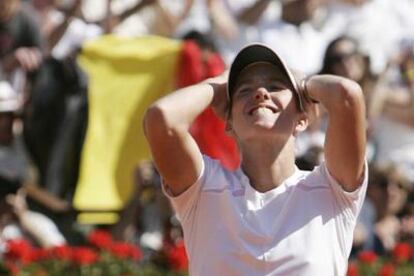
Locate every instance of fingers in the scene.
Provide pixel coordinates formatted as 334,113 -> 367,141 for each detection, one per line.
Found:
299,76 -> 319,105
15,47 -> 42,72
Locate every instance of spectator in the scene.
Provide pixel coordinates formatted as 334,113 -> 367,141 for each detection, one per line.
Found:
30,0 -> 102,59
1,188 -> 66,249
325,0 -> 412,74
110,0 -> 194,38
0,81 -> 67,251
369,44 -> 414,182
365,165 -> 410,254
320,36 -> 375,97
0,0 -> 43,96
112,160 -> 173,254
221,0 -> 346,74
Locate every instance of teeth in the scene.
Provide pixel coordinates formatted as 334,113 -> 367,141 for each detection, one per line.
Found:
252,107 -> 273,115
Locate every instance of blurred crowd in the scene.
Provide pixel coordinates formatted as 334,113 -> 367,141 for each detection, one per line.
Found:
1,0 -> 414,268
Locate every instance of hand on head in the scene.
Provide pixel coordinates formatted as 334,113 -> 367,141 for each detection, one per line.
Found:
207,70 -> 229,120
298,75 -> 320,124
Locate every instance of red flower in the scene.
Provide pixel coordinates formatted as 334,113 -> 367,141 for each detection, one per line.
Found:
71,247 -> 98,265
4,239 -> 33,264
358,251 -> 378,264
392,242 -> 412,263
379,263 -> 395,276
50,245 -> 72,261
87,230 -> 113,249
4,260 -> 19,276
166,240 -> 188,271
30,248 -> 49,262
109,242 -> 142,261
347,262 -> 359,276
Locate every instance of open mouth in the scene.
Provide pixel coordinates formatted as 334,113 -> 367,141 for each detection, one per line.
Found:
248,105 -> 277,115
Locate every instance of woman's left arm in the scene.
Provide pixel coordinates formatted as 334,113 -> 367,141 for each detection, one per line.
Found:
305,75 -> 366,192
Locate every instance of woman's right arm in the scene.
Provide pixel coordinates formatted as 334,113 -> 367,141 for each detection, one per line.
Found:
143,73 -> 228,196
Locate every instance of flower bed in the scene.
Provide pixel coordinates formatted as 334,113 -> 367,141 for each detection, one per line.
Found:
1,230 -> 188,275
7,233 -> 414,275
347,243 -> 414,276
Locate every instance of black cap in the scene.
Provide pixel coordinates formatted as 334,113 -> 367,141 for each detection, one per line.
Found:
227,44 -> 304,111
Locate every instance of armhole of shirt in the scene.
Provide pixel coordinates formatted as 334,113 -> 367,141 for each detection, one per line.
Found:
322,160 -> 369,220
161,154 -> 207,200
161,156 -> 209,225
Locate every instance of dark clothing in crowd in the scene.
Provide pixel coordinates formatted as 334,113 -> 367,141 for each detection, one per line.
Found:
0,6 -> 42,57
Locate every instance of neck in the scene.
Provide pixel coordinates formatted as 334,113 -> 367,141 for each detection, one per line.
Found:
240,137 -> 296,192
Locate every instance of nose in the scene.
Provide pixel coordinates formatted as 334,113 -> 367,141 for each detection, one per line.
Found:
253,87 -> 270,101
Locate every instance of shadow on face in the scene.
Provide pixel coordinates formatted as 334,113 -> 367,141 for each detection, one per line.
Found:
228,62 -> 306,144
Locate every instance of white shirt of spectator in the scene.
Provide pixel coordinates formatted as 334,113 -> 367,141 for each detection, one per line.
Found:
165,155 -> 368,275
326,0 -> 412,74
217,0 -> 282,66
221,0 -> 347,74
260,16 -> 346,75
49,10 -> 102,60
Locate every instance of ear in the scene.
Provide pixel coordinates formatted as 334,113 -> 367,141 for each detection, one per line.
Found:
293,113 -> 308,136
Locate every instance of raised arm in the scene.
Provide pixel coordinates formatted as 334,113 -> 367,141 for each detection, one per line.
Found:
236,0 -> 272,25
305,75 -> 366,191
143,74 -> 228,196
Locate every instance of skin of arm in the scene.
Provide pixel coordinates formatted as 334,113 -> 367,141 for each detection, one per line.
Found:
143,73 -> 228,196
24,184 -> 70,213
237,0 -> 272,25
110,0 -> 193,36
207,0 -> 239,40
153,0 -> 193,37
305,75 -> 366,192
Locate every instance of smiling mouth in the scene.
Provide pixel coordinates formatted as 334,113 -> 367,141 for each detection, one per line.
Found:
248,106 -> 277,115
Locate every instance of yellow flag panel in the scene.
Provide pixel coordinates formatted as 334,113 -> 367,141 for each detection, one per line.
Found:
74,35 -> 181,217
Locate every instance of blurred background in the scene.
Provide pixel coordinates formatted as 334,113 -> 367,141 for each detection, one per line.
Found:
1,0 -> 414,274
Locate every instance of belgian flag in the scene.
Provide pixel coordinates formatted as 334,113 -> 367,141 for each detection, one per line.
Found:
74,35 -> 239,224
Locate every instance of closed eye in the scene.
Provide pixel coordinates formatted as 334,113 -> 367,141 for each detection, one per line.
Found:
267,82 -> 287,92
234,85 -> 252,96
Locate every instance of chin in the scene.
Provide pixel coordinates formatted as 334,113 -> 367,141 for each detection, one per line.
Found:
251,120 -> 277,129
244,125 -> 278,138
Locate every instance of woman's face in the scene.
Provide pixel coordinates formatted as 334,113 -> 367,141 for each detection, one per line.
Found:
330,40 -> 365,82
229,62 -> 303,145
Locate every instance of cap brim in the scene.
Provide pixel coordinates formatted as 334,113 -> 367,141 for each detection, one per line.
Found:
227,44 -> 304,111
